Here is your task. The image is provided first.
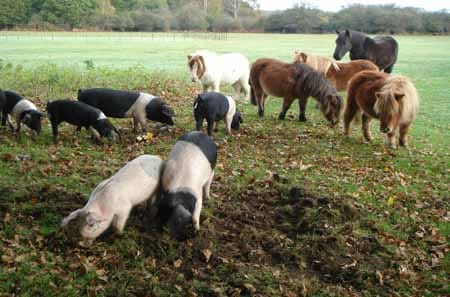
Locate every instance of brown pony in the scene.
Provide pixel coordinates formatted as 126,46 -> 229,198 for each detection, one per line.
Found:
249,58 -> 343,126
294,51 -> 379,91
344,71 -> 419,147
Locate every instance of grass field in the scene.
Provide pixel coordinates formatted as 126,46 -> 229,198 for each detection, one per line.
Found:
0,32 -> 449,296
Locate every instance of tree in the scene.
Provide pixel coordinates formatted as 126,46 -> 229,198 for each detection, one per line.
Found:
41,0 -> 96,28
0,0 -> 31,29
224,0 -> 240,19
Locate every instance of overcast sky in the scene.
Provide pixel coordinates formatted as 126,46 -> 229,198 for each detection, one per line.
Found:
258,0 -> 450,12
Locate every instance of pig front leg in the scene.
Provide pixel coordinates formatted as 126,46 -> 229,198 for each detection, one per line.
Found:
89,127 -> 102,142
134,113 -> 147,132
203,171 -> 214,200
6,116 -> 15,131
192,196 -> 202,231
206,118 -> 214,136
112,205 -> 132,234
51,121 -> 59,142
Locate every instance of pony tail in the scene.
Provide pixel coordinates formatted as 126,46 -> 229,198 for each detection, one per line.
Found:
250,81 -> 257,106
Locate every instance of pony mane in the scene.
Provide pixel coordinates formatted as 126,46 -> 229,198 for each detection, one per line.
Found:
293,52 -> 338,73
295,63 -> 338,104
374,75 -> 419,116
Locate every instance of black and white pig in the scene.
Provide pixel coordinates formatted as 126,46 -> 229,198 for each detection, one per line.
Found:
46,100 -> 119,142
158,131 -> 217,238
61,155 -> 165,240
193,92 -> 243,136
78,88 -> 175,131
0,90 -> 45,135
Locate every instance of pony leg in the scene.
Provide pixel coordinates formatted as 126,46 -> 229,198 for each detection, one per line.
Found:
258,93 -> 268,117
241,79 -> 251,102
232,82 -> 242,101
298,96 -> 309,122
361,114 -> 373,142
399,124 -> 410,147
343,98 -> 359,137
279,98 -> 294,120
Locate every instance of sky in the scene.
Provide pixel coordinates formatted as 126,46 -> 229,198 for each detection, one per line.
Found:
257,0 -> 450,12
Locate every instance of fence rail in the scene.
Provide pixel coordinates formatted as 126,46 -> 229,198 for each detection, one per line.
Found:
0,31 -> 228,41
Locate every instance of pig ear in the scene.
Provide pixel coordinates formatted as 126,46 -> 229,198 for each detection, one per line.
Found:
61,208 -> 85,227
162,105 -> 175,117
187,55 -> 192,60
345,29 -> 351,37
336,30 -> 340,34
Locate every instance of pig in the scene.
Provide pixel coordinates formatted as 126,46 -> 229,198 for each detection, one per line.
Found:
46,99 -> 119,142
158,131 -> 217,238
0,90 -> 45,136
194,92 -> 243,136
61,155 -> 165,240
78,88 -> 175,131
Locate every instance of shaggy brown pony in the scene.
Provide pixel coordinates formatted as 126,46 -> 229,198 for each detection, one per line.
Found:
294,51 -> 379,91
344,71 -> 419,147
250,58 -> 343,126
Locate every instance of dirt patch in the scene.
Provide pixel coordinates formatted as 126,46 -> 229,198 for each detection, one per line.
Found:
0,184 -> 403,296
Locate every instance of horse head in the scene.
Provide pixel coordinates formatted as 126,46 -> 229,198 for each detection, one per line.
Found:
374,91 -> 403,134
320,94 -> 343,127
333,29 -> 352,60
187,55 -> 206,83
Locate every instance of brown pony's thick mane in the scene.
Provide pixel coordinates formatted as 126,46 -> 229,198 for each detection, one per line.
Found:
294,63 -> 338,105
374,75 -> 416,116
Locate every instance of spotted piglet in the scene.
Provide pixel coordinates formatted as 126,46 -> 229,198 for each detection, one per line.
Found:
158,131 -> 217,238
0,90 -> 45,136
61,155 -> 165,240
194,92 -> 243,136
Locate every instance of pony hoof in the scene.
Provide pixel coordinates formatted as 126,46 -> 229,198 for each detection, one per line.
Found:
299,117 -> 307,122
258,111 -> 264,117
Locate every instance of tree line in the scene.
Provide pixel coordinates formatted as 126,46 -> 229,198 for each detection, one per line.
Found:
0,0 -> 448,34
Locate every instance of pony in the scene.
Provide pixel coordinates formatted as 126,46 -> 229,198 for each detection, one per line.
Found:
344,71 -> 419,147
333,29 -> 399,73
293,51 -> 339,74
249,58 -> 343,126
187,50 -> 251,102
294,51 -> 379,91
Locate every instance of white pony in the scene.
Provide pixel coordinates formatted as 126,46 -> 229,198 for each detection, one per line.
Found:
188,50 -> 251,102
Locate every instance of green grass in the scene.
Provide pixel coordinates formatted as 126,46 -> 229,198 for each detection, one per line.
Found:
0,32 -> 449,296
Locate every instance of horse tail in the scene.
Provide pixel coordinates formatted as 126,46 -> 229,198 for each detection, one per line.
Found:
249,79 -> 257,106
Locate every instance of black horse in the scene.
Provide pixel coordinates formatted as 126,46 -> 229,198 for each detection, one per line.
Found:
333,29 -> 399,73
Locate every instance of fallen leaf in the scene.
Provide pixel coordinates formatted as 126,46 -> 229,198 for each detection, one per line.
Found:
202,249 -> 212,263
